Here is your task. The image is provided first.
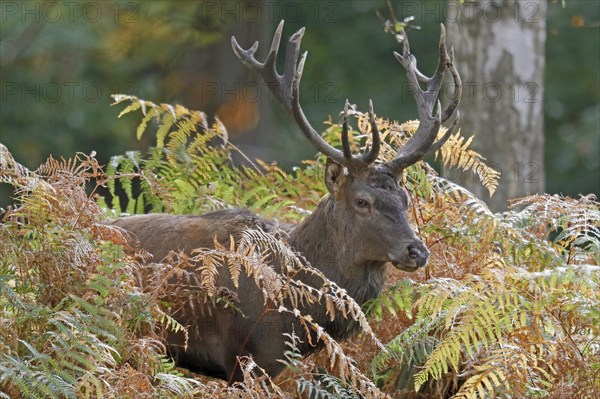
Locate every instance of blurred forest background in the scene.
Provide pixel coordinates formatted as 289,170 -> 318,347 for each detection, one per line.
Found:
0,0 -> 598,208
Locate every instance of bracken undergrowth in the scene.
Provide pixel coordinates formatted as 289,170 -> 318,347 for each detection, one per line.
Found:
0,95 -> 597,398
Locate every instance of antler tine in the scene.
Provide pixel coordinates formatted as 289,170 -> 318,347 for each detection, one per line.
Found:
338,99 -> 381,165
267,20 -> 285,65
284,27 -> 305,83
341,100 -> 352,159
231,38 -> 262,69
423,25 -> 450,95
441,45 -> 462,123
425,110 -> 460,157
361,99 -> 381,164
232,20 -> 381,170
400,31 -> 430,85
385,24 -> 462,173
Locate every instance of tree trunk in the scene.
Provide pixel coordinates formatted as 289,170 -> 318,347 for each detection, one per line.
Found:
446,0 -> 546,211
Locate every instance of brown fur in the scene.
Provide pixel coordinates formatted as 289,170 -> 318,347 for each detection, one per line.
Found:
112,162 -> 429,382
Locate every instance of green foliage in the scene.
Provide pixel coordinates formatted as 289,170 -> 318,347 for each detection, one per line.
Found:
108,94 -> 326,219
2,89 -> 598,398
281,333 -> 360,399
106,94 -> 599,398
0,144 -> 204,398
369,171 -> 600,398
1,1 -> 597,211
364,280 -> 416,323
0,0 -> 228,174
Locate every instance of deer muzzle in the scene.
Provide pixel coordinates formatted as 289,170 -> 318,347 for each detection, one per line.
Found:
388,240 -> 429,271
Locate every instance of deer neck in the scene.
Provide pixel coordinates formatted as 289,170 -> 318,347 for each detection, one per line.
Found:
287,196 -> 387,305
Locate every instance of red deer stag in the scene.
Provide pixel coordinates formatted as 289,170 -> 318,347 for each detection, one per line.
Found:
113,20 -> 461,382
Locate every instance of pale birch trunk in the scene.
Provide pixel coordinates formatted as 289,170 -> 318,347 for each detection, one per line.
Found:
446,0 -> 546,211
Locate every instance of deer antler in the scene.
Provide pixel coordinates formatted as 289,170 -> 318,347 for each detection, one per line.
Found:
385,24 -> 462,173
231,20 -> 380,170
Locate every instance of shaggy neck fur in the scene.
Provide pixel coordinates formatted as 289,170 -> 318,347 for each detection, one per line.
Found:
287,196 -> 387,307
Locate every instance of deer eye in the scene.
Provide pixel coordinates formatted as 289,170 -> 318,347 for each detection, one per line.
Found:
355,199 -> 369,208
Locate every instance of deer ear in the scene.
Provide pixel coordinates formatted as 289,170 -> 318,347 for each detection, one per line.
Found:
325,158 -> 346,196
381,164 -> 404,185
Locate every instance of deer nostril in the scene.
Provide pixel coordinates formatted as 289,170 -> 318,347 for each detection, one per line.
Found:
408,244 -> 429,261
408,246 -> 420,260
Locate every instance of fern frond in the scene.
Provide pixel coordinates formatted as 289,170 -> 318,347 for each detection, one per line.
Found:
436,131 -> 501,196
94,97 -> 600,397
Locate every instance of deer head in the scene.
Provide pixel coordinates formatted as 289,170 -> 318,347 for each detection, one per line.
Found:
232,21 -> 462,272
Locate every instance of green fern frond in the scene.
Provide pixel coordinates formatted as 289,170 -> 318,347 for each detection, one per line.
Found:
363,280 -> 416,322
